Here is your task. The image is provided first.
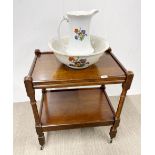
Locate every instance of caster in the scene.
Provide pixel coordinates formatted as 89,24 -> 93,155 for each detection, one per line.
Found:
110,139 -> 113,143
40,145 -> 44,150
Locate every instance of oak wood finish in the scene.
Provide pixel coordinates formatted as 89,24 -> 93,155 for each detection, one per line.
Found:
24,48 -> 134,149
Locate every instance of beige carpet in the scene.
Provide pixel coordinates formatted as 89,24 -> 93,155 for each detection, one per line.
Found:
13,95 -> 141,155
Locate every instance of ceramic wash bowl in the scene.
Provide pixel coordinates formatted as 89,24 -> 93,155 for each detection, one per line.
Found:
48,35 -> 109,69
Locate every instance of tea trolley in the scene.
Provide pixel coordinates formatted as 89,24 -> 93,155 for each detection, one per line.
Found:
24,48 -> 133,150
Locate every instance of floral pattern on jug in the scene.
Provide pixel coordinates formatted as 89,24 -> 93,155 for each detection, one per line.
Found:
68,56 -> 89,67
74,28 -> 87,41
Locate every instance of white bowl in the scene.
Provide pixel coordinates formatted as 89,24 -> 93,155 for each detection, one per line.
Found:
48,35 -> 109,69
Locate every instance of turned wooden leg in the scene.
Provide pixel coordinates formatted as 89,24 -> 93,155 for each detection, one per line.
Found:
37,132 -> 45,150
109,89 -> 127,142
109,71 -> 134,143
36,126 -> 45,150
24,76 -> 45,149
109,119 -> 120,143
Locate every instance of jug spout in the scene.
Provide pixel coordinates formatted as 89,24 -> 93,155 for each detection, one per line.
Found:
89,9 -> 99,16
67,9 -> 99,17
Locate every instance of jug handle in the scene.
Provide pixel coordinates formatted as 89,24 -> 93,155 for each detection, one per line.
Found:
57,16 -> 69,41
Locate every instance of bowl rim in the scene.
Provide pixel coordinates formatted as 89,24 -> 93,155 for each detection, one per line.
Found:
48,35 -> 110,56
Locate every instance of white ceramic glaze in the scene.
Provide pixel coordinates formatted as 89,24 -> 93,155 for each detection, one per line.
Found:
58,9 -> 99,56
48,35 -> 109,69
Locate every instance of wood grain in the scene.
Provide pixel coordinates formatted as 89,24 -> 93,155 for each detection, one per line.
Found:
31,51 -> 126,88
40,88 -> 115,131
24,49 -> 134,149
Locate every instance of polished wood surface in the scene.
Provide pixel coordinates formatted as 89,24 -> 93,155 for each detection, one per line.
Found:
40,88 -> 115,131
24,49 -> 134,149
31,50 -> 126,88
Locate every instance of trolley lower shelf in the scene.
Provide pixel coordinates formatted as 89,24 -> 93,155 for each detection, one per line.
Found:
40,88 -> 115,132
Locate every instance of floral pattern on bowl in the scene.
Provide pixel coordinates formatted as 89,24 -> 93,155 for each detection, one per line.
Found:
74,28 -> 87,41
48,35 -> 110,69
68,56 -> 89,67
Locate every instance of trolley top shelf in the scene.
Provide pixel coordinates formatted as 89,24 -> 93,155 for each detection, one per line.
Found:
27,49 -> 128,89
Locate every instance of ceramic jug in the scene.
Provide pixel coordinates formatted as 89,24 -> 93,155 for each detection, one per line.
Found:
58,9 -> 99,56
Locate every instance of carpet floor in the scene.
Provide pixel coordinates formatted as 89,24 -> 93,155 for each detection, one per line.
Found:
13,95 -> 140,155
